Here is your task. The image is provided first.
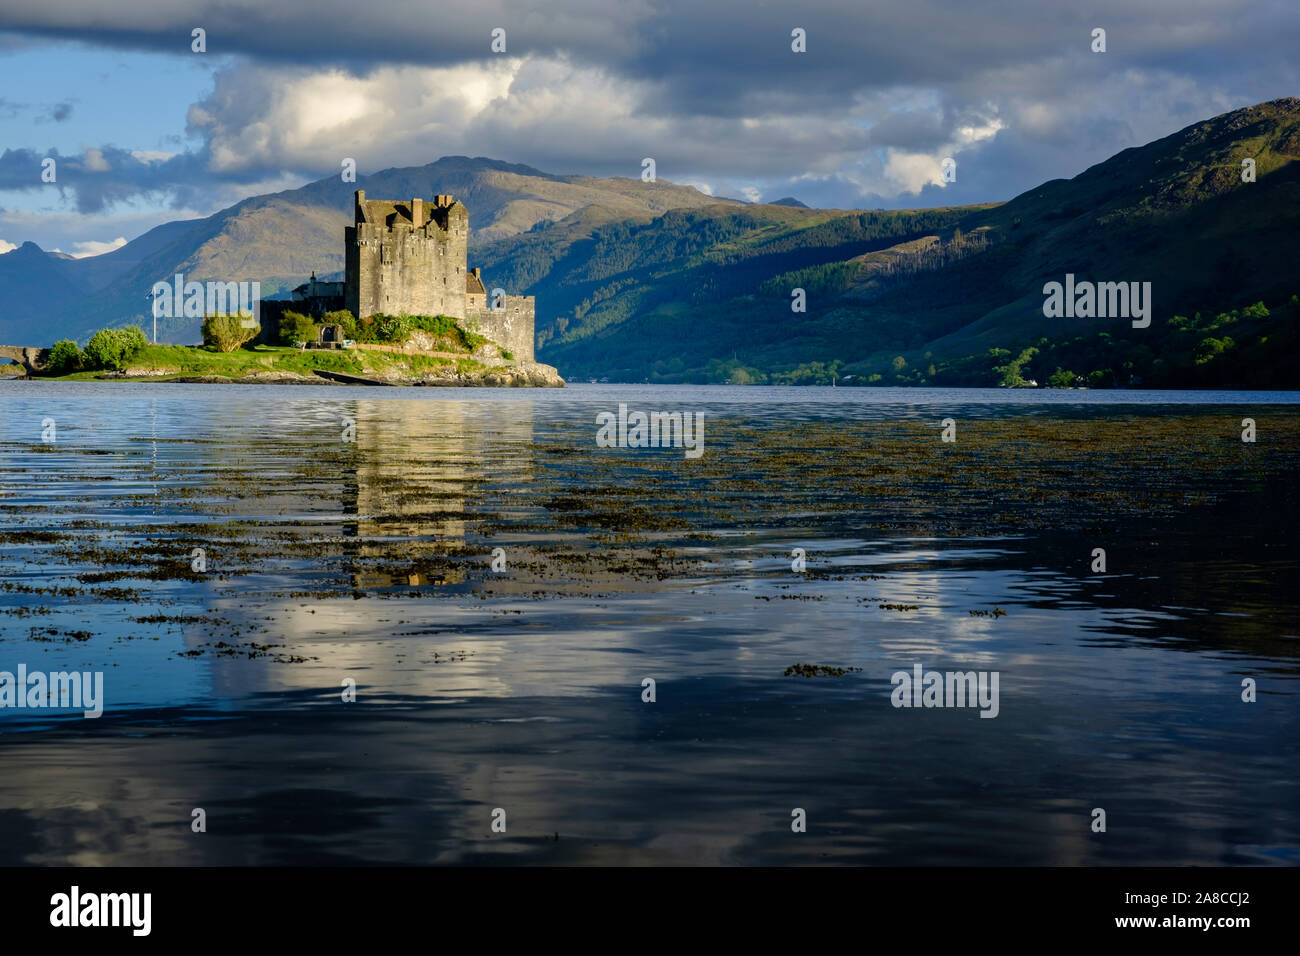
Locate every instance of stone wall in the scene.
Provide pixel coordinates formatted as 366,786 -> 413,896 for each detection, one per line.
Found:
340,190 -> 536,363
346,191 -> 468,320
463,295 -> 535,362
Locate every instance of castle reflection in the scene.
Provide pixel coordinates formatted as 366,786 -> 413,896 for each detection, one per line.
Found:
342,398 -> 535,588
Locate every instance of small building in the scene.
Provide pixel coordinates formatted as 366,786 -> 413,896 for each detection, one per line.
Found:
290,272 -> 345,316
316,324 -> 347,348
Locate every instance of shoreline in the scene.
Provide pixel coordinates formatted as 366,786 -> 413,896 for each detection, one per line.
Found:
0,363 -> 566,387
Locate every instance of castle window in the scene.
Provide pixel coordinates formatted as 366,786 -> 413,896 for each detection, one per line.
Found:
381,245 -> 392,264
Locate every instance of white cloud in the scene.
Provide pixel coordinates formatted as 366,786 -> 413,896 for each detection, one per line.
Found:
0,207 -> 205,256
879,114 -> 1004,194
82,147 -> 110,171
0,239 -> 16,254
881,150 -> 948,194
2,0 -> 1293,228
67,236 -> 127,257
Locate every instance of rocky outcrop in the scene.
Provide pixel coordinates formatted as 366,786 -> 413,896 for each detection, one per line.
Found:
135,363 -> 565,387
416,361 -> 565,387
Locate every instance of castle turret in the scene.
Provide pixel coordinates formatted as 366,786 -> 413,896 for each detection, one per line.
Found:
345,190 -> 469,319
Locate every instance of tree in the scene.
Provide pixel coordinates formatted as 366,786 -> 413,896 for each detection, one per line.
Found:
1047,366 -> 1078,388
46,339 -> 82,374
203,312 -> 261,352
1194,336 -> 1234,365
994,345 -> 1038,387
279,311 -> 317,346
84,325 -> 148,371
321,309 -> 357,339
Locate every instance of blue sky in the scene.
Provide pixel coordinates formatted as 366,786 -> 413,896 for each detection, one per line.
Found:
1,1 -> 1297,256
0,38 -> 228,254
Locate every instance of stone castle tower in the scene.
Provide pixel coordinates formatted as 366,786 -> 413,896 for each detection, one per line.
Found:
344,190 -> 535,362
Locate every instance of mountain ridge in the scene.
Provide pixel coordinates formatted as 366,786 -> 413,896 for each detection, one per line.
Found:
2,99 -> 1297,387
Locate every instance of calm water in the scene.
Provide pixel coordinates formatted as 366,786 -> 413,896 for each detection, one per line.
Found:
0,381 -> 1296,865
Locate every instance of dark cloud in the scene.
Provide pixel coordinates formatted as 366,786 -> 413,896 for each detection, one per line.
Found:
2,1 -> 1294,109
0,144 -> 229,213
0,1 -> 1295,216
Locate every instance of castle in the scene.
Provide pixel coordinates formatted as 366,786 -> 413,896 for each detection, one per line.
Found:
275,190 -> 535,362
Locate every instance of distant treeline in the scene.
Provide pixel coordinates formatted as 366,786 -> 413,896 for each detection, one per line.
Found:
929,294 -> 1299,389
643,293 -> 1300,388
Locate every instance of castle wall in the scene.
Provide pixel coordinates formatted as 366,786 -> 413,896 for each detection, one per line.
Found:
464,295 -> 535,362
343,191 -> 536,363
346,193 -> 468,320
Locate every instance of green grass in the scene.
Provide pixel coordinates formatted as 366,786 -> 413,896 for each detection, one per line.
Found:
37,343 -> 481,381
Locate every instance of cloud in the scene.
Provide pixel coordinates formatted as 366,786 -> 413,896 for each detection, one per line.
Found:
130,150 -> 178,163
66,235 -> 128,257
0,0 -> 1296,219
81,147 -> 110,171
0,204 -> 208,257
0,239 -> 16,253
50,102 -> 71,121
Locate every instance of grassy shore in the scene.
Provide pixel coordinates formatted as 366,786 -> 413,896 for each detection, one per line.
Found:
39,343 -> 487,381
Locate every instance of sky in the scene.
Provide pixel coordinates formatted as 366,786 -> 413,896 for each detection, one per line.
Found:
0,0 -> 1296,256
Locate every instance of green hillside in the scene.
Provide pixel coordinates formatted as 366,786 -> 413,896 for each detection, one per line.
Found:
0,157 -> 738,346
4,100 -> 1298,387
521,98 -> 1300,385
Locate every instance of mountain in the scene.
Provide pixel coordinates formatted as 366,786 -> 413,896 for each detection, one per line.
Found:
520,98 -> 1300,385
2,100 -> 1298,388
0,157 -> 739,344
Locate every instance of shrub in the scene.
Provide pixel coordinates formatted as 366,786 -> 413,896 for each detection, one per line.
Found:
279,310 -> 317,346
372,314 -> 410,343
46,339 -> 82,374
84,325 -> 149,371
123,325 -> 148,352
203,312 -> 261,352
1047,367 -> 1079,388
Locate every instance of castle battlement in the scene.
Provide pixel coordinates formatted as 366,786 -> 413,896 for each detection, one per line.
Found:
343,190 -> 534,362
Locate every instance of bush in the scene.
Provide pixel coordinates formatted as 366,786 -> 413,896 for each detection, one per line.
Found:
279,311 -> 317,346
46,339 -> 82,374
203,312 -> 261,352
372,314 -> 410,343
348,313 -> 479,348
1047,367 -> 1080,388
84,325 -> 148,371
